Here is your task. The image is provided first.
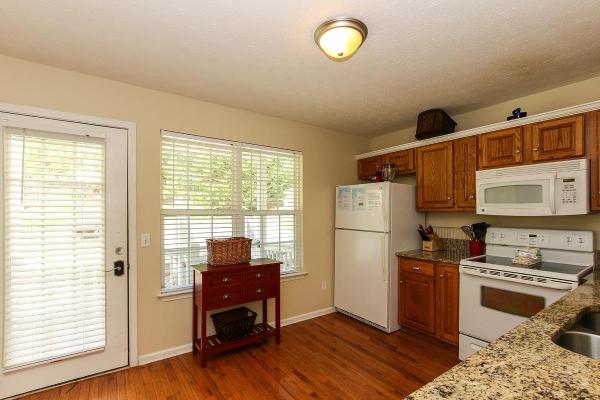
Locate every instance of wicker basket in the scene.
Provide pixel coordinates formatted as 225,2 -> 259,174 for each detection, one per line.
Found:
211,307 -> 257,341
206,237 -> 252,265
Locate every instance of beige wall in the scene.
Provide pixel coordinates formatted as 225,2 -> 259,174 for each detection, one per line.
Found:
369,74 -> 600,247
0,55 -> 370,356
370,74 -> 600,150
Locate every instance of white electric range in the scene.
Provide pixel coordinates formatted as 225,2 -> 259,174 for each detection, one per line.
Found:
459,227 -> 595,360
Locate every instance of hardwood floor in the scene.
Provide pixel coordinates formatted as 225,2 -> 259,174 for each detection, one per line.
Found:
20,313 -> 459,400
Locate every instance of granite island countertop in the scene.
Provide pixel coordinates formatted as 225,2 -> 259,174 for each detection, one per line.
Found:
405,271 -> 600,399
396,249 -> 471,265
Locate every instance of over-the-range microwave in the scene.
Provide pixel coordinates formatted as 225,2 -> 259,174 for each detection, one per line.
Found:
476,159 -> 589,216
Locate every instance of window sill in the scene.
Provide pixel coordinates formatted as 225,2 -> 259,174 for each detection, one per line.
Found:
280,270 -> 308,282
157,289 -> 193,302
157,271 -> 308,301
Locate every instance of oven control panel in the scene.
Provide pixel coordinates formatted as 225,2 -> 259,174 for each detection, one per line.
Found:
486,227 -> 593,251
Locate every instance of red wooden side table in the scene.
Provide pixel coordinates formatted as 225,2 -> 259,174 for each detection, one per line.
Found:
192,258 -> 281,367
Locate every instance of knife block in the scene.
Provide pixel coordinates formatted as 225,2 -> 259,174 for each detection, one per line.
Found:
422,233 -> 443,252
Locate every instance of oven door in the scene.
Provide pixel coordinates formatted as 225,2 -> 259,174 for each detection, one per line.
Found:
476,173 -> 555,216
459,266 -> 573,343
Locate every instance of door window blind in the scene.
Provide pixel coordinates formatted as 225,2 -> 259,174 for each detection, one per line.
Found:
2,128 -> 106,370
161,131 -> 302,293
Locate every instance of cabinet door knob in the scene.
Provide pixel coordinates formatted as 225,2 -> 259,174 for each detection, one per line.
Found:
256,272 -> 263,278
256,288 -> 263,294
399,280 -> 404,284
412,266 -> 421,271
469,194 -> 475,199
222,294 -> 231,300
515,149 -> 521,154
440,274 -> 445,278
222,276 -> 231,283
532,147 -> 539,152
447,196 -> 452,200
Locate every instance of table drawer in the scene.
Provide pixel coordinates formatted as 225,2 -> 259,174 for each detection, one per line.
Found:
244,266 -> 276,284
204,271 -> 243,289
399,258 -> 435,277
205,287 -> 243,308
244,283 -> 276,302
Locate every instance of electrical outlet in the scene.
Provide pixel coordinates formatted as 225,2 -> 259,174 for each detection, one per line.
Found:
141,233 -> 151,247
321,280 -> 327,290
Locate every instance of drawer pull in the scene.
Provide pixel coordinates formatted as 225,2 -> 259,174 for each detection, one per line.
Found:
256,273 -> 263,278
256,288 -> 263,294
222,277 -> 231,283
412,266 -> 421,271
222,294 -> 231,300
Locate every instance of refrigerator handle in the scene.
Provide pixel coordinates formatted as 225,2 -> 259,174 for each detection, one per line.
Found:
381,235 -> 388,282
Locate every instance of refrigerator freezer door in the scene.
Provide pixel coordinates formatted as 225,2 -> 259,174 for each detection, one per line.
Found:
335,183 -> 389,232
334,229 -> 389,328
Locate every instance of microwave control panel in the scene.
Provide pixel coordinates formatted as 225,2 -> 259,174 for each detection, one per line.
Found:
559,177 -> 578,205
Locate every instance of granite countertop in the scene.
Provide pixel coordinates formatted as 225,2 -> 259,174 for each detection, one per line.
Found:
406,271 -> 600,399
396,249 -> 471,265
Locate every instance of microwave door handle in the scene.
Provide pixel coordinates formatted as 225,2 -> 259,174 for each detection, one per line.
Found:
548,177 -> 556,214
460,268 -> 573,290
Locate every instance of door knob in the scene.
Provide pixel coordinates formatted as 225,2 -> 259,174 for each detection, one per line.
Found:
106,260 -> 125,276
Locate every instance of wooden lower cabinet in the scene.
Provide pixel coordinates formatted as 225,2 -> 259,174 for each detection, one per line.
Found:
398,257 -> 460,345
436,264 -> 460,344
399,271 -> 436,334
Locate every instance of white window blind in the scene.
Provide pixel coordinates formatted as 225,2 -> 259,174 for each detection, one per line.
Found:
161,131 -> 303,292
2,128 -> 106,370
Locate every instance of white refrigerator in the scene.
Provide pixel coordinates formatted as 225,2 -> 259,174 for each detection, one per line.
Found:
334,182 -> 424,333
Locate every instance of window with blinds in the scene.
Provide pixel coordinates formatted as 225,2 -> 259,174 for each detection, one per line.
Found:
160,131 -> 303,292
2,128 -> 106,370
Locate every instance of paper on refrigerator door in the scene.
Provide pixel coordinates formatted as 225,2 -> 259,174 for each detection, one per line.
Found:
352,187 -> 367,211
337,187 -> 351,211
366,187 -> 383,211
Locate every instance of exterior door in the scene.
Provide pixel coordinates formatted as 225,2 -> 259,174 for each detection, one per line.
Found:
0,113 -> 129,398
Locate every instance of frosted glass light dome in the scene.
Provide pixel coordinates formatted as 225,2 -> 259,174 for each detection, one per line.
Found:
315,18 -> 368,61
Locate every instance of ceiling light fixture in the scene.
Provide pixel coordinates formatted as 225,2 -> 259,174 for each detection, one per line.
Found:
314,17 -> 368,62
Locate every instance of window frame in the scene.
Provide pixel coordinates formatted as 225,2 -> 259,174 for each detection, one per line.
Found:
159,130 -> 303,294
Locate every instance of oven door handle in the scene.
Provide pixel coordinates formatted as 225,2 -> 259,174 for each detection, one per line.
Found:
461,268 -> 574,290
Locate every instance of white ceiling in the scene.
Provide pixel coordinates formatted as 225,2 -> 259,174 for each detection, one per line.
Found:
1,1 -> 600,136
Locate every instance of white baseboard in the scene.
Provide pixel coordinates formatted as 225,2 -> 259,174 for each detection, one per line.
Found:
137,306 -> 336,365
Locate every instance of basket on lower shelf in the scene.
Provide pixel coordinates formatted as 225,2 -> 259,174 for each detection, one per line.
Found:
211,307 -> 258,341
206,237 -> 252,265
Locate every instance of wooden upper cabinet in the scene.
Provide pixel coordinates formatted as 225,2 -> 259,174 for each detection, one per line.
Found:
453,136 -> 477,209
357,155 -> 382,180
436,264 -> 460,345
382,149 -> 414,174
589,112 -> 600,211
478,127 -> 523,169
531,115 -> 584,162
416,142 -> 454,209
399,271 -> 436,334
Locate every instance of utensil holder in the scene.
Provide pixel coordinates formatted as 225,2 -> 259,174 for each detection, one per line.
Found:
422,233 -> 443,252
469,240 -> 485,256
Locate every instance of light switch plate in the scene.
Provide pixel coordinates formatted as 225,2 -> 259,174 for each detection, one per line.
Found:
141,233 -> 151,247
